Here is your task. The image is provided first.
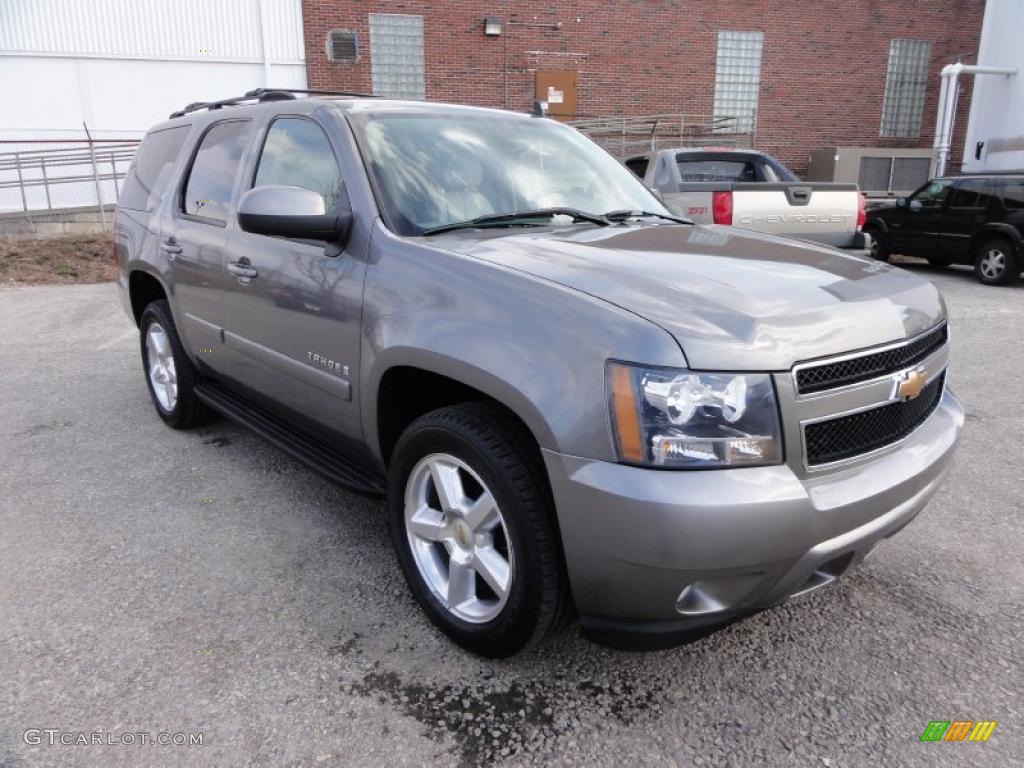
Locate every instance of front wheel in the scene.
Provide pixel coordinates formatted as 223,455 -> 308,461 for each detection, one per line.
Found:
387,402 -> 568,657
974,238 -> 1019,286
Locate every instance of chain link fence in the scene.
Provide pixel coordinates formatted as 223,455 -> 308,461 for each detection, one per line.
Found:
0,139 -> 139,238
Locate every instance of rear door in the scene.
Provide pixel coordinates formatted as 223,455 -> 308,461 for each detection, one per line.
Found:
219,114 -> 366,440
937,178 -> 996,262
164,119 -> 253,365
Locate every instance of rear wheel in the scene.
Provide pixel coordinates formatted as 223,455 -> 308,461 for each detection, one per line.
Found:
139,300 -> 214,428
974,238 -> 1019,286
866,227 -> 890,262
387,402 -> 568,657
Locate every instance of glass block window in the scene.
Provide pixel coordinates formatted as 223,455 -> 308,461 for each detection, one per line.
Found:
368,13 -> 425,100
713,31 -> 764,133
880,39 -> 932,138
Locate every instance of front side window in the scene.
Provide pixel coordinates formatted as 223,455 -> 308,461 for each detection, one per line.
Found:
353,112 -> 669,235
253,118 -> 344,214
910,179 -> 952,208
182,120 -> 250,222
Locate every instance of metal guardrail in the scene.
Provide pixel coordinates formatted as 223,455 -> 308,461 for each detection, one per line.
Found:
0,139 -> 140,235
569,113 -> 756,160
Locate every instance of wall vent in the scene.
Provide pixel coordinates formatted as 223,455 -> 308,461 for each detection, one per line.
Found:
326,30 -> 358,63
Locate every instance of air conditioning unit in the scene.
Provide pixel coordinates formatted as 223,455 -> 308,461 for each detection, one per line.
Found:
806,147 -> 936,198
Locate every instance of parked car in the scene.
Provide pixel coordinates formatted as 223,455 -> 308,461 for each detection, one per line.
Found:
864,173 -> 1024,285
625,147 -> 871,253
115,89 -> 962,656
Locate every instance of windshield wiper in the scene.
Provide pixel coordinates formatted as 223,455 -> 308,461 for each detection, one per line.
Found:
603,209 -> 692,225
421,207 -> 610,236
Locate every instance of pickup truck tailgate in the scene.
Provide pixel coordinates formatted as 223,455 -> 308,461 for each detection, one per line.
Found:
731,183 -> 860,247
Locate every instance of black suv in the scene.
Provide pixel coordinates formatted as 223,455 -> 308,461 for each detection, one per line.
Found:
864,174 -> 1024,285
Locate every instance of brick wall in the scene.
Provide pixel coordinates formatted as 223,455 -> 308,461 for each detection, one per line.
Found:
302,0 -> 984,176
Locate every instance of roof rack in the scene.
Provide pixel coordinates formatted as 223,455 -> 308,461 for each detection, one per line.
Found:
169,87 -> 376,119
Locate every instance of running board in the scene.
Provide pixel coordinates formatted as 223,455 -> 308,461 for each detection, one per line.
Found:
194,382 -> 387,497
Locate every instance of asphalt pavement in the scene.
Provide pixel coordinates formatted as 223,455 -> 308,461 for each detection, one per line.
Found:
1,260 -> 1021,767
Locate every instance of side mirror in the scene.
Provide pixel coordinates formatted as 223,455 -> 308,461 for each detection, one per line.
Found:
238,185 -> 352,243
908,199 -> 923,212
895,197 -> 907,208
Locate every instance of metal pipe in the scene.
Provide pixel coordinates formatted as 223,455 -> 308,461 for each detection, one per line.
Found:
933,62 -> 1016,176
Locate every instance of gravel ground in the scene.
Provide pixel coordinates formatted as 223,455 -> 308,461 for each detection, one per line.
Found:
0,261 -> 1021,767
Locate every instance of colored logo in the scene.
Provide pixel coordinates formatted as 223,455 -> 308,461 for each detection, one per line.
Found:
920,720 -> 997,742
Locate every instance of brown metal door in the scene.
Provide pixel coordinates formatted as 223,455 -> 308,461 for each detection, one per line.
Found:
535,70 -> 578,121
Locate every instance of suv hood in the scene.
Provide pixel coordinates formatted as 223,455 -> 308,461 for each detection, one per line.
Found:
434,224 -> 945,370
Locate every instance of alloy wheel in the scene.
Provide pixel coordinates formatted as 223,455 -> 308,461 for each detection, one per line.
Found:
979,248 -> 1006,280
145,323 -> 178,412
404,453 -> 514,623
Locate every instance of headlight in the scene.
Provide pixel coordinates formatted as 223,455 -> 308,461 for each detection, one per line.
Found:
608,362 -> 783,468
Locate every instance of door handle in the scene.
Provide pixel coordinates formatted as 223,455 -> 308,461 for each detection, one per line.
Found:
160,238 -> 182,257
227,261 -> 258,279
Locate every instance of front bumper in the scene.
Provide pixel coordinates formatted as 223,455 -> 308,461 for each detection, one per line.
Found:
542,388 -> 963,649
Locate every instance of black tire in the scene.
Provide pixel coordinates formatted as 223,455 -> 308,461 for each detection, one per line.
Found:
866,227 -> 890,262
387,402 -> 569,657
974,238 -> 1019,286
139,299 -> 215,429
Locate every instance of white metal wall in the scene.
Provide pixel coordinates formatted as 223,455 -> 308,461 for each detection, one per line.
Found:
0,0 -> 307,141
961,0 -> 1024,172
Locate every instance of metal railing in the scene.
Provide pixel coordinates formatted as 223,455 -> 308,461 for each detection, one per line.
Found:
569,113 -> 756,160
0,139 -> 140,236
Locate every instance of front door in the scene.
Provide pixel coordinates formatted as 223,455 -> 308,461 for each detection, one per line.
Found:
536,70 -> 578,121
165,119 -> 253,367
220,115 -> 366,441
887,178 -> 953,257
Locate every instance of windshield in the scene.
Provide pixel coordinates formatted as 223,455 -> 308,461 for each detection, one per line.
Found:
351,111 -> 671,235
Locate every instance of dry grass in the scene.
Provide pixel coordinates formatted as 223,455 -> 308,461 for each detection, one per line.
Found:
0,234 -> 116,285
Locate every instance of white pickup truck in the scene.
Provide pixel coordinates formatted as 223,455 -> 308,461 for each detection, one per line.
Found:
625,147 -> 871,252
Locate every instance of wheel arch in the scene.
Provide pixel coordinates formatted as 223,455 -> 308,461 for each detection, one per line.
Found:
127,268 -> 170,327
368,351 -> 559,468
968,223 -> 1021,254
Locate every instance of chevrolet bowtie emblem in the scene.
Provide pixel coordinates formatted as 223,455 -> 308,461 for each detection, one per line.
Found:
895,367 -> 928,401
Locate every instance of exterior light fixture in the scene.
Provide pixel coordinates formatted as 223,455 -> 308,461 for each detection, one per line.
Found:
483,16 -> 502,36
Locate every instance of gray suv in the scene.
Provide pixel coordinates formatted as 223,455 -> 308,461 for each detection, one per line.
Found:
115,89 -> 963,656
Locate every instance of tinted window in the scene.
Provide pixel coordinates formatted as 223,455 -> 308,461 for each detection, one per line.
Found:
950,178 -> 991,208
254,118 -> 343,213
625,156 -> 649,179
119,126 -> 190,212
182,121 -> 250,222
1001,180 -> 1024,210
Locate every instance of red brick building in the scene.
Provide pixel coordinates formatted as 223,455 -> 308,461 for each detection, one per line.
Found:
301,1 -> 984,175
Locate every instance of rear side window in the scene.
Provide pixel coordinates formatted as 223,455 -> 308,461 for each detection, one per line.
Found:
950,178 -> 992,209
1001,180 -> 1024,210
625,156 -> 649,179
118,125 -> 190,212
182,120 -> 250,222
253,118 -> 344,214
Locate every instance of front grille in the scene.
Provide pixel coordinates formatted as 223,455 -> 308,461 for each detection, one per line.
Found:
804,373 -> 945,466
796,324 -> 947,394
